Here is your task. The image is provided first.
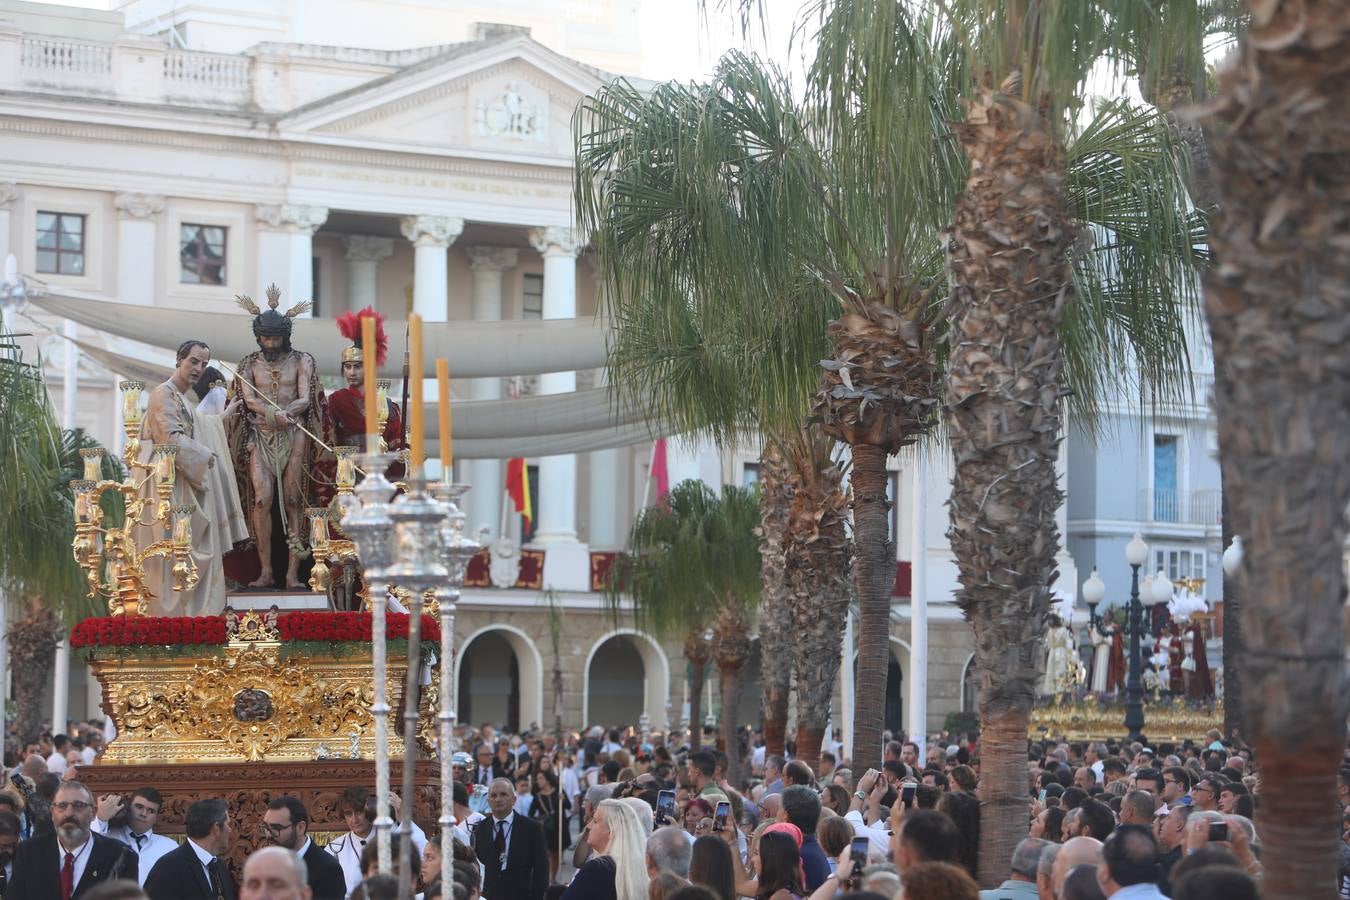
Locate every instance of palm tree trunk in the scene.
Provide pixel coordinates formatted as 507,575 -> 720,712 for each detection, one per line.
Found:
9,597 -> 60,744
786,449 -> 852,772
849,443 -> 894,772
1200,6 -> 1350,896
757,443 -> 793,758
714,605 -> 752,790
686,631 -> 710,746
944,76 -> 1071,889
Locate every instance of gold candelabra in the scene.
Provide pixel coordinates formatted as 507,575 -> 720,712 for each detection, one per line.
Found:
70,381 -> 199,616
308,445 -> 360,599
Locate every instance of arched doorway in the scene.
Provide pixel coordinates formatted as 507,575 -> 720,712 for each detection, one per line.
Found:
583,631 -> 672,731
459,631 -> 520,732
455,626 -> 545,734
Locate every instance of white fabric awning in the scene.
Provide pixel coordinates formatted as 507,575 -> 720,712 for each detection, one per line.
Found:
32,291 -> 609,378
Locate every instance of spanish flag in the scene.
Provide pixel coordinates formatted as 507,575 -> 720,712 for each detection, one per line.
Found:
506,457 -> 532,531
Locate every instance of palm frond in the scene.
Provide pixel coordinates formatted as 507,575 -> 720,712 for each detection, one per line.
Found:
604,480 -> 761,640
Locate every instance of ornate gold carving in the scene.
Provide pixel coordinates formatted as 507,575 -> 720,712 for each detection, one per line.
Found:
1029,697 -> 1224,743
93,644 -> 432,764
226,607 -> 281,645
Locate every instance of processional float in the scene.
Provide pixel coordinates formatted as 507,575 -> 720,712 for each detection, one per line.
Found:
70,312 -> 477,896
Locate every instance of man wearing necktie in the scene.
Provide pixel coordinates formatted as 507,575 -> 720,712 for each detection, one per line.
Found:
471,778 -> 548,900
143,798 -> 236,900
6,782 -> 137,899
90,788 -> 177,884
475,746 -> 495,786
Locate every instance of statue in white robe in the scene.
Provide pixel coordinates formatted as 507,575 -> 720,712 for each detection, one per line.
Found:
136,342 -> 244,616
1041,616 -> 1077,695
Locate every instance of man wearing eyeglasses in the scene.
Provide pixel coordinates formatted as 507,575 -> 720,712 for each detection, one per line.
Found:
1189,776 -> 1222,812
91,788 -> 176,884
7,781 -> 137,899
261,797 -> 346,900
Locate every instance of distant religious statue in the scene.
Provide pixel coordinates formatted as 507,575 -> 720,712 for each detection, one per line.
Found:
137,340 -> 249,615
227,285 -> 326,589
1041,614 -> 1078,695
1089,609 -> 1126,694
326,308 -> 404,456
1154,617 -> 1186,694
190,366 -> 247,544
1185,617 -> 1214,699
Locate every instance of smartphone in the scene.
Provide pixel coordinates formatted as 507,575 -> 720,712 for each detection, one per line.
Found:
901,783 -> 917,806
655,790 -> 676,829
1208,822 -> 1229,842
1038,788 -> 1048,804
849,836 -> 869,886
713,800 -> 731,833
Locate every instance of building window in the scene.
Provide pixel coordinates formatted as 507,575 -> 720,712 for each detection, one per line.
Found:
1153,434 -> 1179,522
1153,546 -> 1206,582
742,463 -> 760,487
522,273 -> 543,319
179,224 -> 227,285
35,212 -> 86,276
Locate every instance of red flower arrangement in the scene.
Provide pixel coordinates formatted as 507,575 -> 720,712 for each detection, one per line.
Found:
71,612 -> 439,649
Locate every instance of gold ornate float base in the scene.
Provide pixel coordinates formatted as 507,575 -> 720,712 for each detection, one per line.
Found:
1030,698 -> 1224,743
92,642 -> 432,764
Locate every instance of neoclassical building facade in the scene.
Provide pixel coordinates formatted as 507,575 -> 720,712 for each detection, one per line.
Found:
0,0 -> 982,750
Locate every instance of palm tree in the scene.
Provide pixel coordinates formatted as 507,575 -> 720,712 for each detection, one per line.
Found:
0,332 -> 118,740
755,444 -> 792,757
1199,3 -> 1349,896
606,480 -> 762,786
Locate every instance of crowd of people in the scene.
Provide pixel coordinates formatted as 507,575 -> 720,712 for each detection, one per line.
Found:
0,718 -> 1295,900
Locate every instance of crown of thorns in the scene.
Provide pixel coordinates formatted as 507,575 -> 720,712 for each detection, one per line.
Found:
236,284 -> 312,338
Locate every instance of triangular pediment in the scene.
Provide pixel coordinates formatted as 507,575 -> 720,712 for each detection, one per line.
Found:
282,36 -> 609,158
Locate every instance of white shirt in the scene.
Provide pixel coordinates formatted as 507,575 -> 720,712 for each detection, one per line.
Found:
844,809 -> 892,855
326,829 -> 369,897
475,765 -> 494,786
186,837 -> 221,892
513,793 -> 534,817
46,751 -> 68,774
79,747 -> 96,766
54,837 -> 92,893
1108,884 -> 1168,900
327,825 -> 428,897
90,819 -> 176,884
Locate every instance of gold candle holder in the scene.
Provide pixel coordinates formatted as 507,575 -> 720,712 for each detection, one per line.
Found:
307,506 -> 332,593
376,380 -> 391,431
80,447 -> 104,482
120,381 -> 145,426
335,446 -> 357,494
170,505 -> 197,593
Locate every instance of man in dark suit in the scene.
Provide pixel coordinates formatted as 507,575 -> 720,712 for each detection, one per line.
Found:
7,781 -> 137,899
472,778 -> 548,900
261,796 -> 345,900
144,798 -> 236,900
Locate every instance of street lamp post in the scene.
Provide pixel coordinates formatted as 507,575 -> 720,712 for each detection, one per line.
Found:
1123,533 -> 1150,741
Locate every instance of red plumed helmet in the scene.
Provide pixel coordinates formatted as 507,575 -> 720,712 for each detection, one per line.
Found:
336,306 -> 388,367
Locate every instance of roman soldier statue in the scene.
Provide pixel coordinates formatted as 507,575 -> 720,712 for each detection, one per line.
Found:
327,307 -> 404,451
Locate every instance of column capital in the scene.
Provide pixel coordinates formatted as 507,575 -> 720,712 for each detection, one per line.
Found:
528,226 -> 583,258
343,235 -> 395,262
0,182 -> 18,207
400,215 -> 464,248
255,204 -> 329,234
465,246 -> 519,272
114,192 -> 165,219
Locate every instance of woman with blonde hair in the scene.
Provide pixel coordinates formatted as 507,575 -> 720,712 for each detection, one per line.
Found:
561,797 -> 650,900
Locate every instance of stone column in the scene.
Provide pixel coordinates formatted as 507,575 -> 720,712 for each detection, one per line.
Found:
255,204 -> 328,311
343,236 -> 394,313
587,365 -> 619,548
399,215 -> 463,322
527,226 -> 582,546
114,193 -> 163,305
463,246 -> 518,537
0,181 -> 16,335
